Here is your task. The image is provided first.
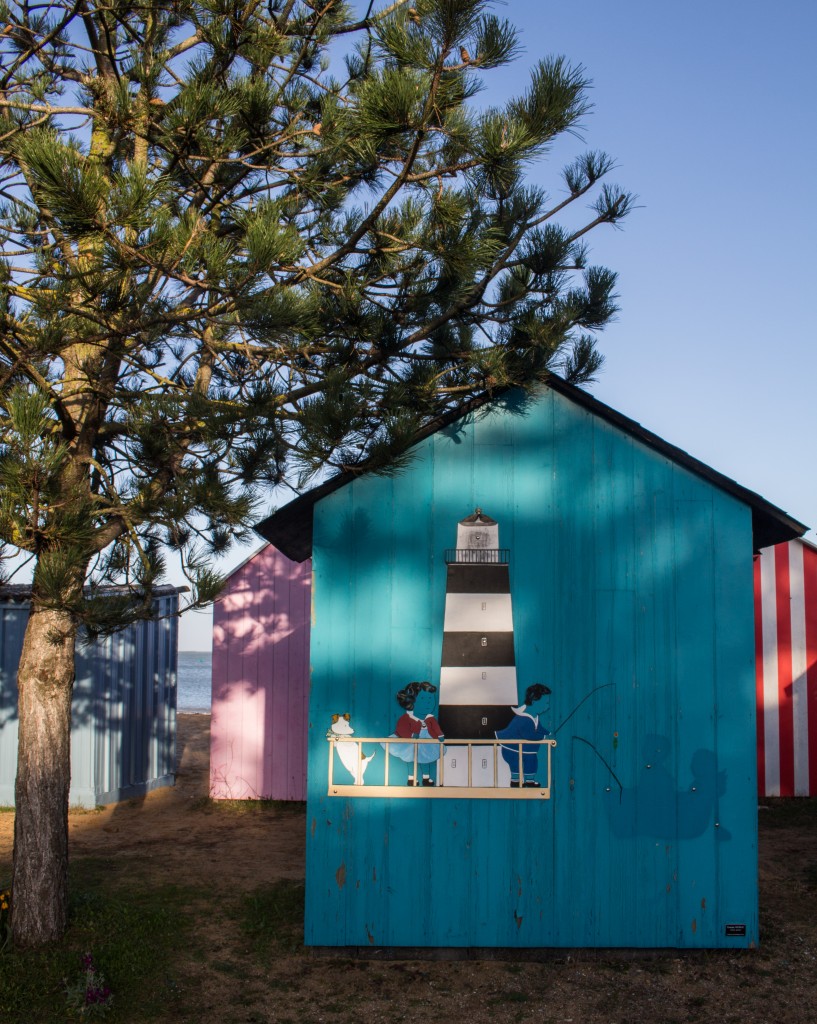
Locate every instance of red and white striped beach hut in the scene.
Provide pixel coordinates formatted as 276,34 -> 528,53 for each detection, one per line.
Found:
755,538 -> 817,797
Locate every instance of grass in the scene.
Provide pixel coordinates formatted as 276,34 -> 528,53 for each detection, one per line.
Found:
0,862 -> 197,1024
236,879 -> 305,955
13,878 -> 309,1021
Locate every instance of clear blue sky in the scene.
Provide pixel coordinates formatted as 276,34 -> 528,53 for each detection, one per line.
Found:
179,0 -> 817,648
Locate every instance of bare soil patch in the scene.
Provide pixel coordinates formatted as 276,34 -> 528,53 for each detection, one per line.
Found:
2,714 -> 816,1024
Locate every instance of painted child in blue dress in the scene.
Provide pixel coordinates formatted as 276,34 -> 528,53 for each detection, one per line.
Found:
496,684 -> 552,787
384,681 -> 445,786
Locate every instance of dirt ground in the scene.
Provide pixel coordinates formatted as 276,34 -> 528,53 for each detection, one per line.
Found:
2,714 -> 817,1024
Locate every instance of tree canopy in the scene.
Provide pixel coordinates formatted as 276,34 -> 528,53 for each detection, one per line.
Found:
0,0 -> 632,614
0,0 -> 632,946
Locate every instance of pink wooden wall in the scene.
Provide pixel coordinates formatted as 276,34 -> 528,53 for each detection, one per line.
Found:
210,544 -> 311,801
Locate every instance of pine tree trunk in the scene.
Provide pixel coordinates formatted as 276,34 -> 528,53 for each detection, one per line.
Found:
11,603 -> 78,947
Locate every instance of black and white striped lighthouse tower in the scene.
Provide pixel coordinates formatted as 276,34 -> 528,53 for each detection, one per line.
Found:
438,509 -> 517,744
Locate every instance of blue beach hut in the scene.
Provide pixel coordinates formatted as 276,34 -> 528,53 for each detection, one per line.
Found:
256,378 -> 806,950
0,585 -> 181,808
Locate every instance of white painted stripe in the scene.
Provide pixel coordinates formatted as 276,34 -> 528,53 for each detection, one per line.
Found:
443,592 -> 513,632
439,666 -> 518,705
789,541 -> 810,796
760,547 -> 781,796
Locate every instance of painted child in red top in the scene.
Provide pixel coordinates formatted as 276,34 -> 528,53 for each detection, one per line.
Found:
384,681 -> 445,785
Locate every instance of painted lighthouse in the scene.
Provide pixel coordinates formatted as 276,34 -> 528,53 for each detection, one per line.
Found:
438,509 -> 517,786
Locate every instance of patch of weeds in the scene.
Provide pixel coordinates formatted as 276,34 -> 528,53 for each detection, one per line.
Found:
212,958 -> 245,975
237,880 -> 305,955
643,958 -> 673,974
188,796 -> 304,817
759,798 -> 817,830
741,961 -> 775,978
803,862 -> 817,890
503,962 -> 523,974
0,805 -> 15,814
601,958 -> 632,973
64,951 -> 113,1016
0,873 -> 198,1024
264,976 -> 293,991
489,990 -> 530,1005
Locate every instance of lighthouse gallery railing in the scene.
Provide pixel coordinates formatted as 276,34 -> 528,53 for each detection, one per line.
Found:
327,736 -> 555,799
444,548 -> 509,564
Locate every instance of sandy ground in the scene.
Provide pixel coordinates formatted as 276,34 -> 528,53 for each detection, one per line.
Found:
0,714 -> 303,893
2,715 -> 816,1024
64,714 -> 305,891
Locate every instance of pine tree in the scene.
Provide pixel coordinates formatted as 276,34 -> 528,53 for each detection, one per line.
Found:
0,0 -> 633,945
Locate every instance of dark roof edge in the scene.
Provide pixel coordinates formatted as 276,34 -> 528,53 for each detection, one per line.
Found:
0,583 -> 189,604
254,387 -> 502,561
255,376 -> 808,562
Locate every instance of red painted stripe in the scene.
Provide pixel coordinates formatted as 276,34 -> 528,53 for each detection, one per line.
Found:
775,544 -> 794,797
803,544 -> 817,796
754,555 -> 767,798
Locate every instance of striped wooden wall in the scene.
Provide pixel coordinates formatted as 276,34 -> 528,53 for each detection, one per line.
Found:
755,539 -> 817,797
210,544 -> 311,801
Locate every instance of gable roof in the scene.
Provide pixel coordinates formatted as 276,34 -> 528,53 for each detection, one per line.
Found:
255,376 -> 808,562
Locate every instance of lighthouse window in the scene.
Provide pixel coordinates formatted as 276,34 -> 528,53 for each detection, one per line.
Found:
481,601 -> 487,611
481,636 -> 487,647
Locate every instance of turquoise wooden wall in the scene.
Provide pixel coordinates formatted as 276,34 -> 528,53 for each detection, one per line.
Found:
306,388 -> 758,949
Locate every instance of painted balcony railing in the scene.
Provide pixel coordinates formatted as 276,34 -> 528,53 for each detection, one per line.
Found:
327,736 -> 555,799
444,548 -> 509,564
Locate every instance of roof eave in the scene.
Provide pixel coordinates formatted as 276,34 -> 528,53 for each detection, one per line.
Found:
254,377 -> 808,562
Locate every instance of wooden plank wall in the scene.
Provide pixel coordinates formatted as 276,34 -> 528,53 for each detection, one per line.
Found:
210,544 -> 311,801
0,594 -> 178,807
755,539 -> 817,796
306,388 -> 758,949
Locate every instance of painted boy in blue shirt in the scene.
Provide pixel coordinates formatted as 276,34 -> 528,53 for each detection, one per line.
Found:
495,684 -> 552,787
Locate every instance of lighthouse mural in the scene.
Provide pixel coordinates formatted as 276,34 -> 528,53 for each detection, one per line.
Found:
439,509 -> 518,786
324,505 -> 555,797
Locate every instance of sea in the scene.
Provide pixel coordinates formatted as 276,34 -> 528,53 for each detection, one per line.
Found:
177,651 -> 212,713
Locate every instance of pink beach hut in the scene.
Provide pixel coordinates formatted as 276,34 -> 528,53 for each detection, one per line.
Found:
210,544 -> 311,801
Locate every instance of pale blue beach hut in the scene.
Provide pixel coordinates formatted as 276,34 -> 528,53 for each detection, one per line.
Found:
0,585 -> 181,808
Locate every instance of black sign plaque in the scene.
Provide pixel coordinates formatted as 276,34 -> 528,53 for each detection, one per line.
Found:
725,924 -> 746,937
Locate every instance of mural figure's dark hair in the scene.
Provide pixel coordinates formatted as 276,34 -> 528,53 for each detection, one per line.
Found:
397,680 -> 437,711
524,683 -> 552,706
